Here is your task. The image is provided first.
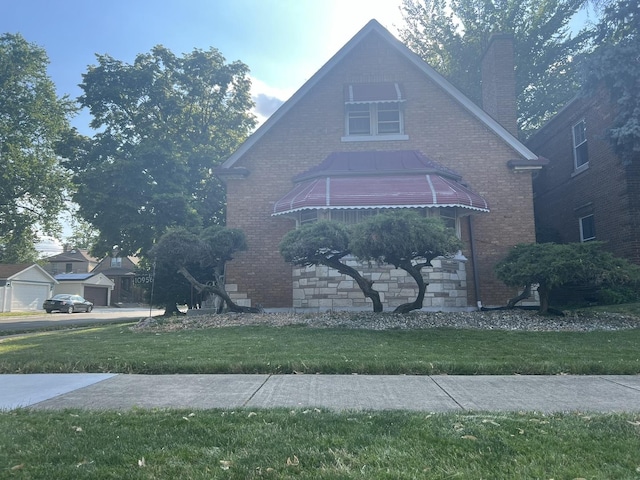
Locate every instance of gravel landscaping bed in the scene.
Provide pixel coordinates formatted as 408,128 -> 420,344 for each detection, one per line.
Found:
134,309 -> 640,332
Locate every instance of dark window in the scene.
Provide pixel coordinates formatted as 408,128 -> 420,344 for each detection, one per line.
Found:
65,263 -> 72,273
573,120 -> 589,169
580,214 -> 595,242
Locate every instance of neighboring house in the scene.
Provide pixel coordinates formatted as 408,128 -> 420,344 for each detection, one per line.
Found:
42,247 -> 99,276
527,87 -> 640,265
53,272 -> 115,306
216,20 -> 545,311
92,255 -> 143,305
0,264 -> 57,312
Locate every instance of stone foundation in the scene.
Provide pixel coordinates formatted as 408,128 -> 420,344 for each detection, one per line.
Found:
292,256 -> 469,311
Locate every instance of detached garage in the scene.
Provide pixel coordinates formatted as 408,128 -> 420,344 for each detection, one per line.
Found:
0,264 -> 58,313
54,273 -> 114,306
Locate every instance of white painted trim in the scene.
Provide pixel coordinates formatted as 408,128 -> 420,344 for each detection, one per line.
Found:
341,134 -> 409,142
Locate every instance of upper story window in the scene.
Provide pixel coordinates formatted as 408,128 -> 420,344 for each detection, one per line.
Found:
111,256 -> 122,268
342,83 -> 408,142
579,214 -> 595,242
573,119 -> 589,171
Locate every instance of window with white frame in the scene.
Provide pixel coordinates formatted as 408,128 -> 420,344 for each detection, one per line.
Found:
343,83 -> 407,141
346,102 -> 403,137
292,207 -> 462,236
299,210 -> 318,225
330,209 -> 377,224
579,214 -> 595,242
573,120 -> 589,170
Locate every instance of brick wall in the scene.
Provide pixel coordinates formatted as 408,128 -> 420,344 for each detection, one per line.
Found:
528,87 -> 640,265
481,34 -> 518,137
224,29 -> 536,309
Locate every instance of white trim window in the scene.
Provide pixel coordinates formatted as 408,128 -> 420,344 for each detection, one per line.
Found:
579,214 -> 595,242
573,119 -> 589,171
342,83 -> 408,141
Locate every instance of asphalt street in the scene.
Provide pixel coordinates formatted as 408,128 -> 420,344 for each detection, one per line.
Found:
0,307 -> 163,332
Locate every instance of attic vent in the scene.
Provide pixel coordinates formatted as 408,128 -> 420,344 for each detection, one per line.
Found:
344,83 -> 404,104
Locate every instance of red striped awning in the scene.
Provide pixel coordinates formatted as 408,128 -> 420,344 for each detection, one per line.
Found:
273,151 -> 489,216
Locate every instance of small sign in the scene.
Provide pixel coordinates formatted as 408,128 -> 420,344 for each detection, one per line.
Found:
133,275 -> 153,285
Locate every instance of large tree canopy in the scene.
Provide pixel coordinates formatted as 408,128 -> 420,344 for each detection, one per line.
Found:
399,0 -> 591,136
0,33 -> 75,262
583,0 -> 640,165
149,226 -> 258,315
64,45 -> 256,257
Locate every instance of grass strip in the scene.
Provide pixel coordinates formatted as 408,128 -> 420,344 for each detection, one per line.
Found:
1,324 -> 640,375
2,409 -> 640,479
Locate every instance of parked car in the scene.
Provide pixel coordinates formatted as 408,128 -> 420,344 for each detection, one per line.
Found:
43,294 -> 94,314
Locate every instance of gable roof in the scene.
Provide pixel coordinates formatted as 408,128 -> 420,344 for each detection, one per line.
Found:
0,264 -> 58,283
44,248 -> 98,264
220,19 -> 538,173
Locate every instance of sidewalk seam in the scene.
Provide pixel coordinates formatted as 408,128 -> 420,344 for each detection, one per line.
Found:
428,376 -> 466,411
242,374 -> 272,407
599,376 -> 640,393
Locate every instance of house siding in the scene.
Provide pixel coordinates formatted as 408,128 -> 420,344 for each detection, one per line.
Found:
224,28 -> 536,309
528,88 -> 640,265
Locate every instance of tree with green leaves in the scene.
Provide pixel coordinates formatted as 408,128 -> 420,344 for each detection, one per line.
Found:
0,33 -> 75,263
279,221 -> 384,312
63,45 -> 256,258
350,212 -> 462,314
149,226 -> 259,315
583,0 -> 640,165
495,242 -> 640,313
399,0 -> 591,136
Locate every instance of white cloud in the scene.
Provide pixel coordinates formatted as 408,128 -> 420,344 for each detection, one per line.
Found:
248,1 -> 405,126
250,76 -> 297,126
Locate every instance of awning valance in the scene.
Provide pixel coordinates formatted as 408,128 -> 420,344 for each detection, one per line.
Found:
344,83 -> 404,104
273,150 -> 489,216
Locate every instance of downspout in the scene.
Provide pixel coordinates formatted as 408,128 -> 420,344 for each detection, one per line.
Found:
468,216 -> 482,310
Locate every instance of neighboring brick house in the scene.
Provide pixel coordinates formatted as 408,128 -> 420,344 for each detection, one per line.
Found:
217,20 -> 545,311
527,87 -> 640,265
42,247 -> 98,276
92,255 -> 143,305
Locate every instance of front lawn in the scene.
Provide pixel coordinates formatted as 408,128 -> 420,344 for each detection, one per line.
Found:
2,409 -> 640,479
2,322 -> 640,375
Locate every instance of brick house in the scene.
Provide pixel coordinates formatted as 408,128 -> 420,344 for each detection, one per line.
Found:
92,254 -> 143,305
217,20 -> 545,311
527,87 -> 640,265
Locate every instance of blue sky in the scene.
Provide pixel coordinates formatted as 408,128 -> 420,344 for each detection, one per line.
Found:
2,0 -> 405,132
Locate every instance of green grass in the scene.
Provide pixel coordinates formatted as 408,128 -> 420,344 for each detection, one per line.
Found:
2,323 -> 640,374
2,409 -> 640,479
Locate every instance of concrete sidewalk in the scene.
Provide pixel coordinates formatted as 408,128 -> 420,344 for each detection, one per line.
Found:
3,374 -> 640,412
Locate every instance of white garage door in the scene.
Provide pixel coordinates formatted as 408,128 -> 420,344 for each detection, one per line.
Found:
12,283 -> 49,311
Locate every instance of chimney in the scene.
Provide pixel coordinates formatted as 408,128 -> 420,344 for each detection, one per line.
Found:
481,33 -> 518,137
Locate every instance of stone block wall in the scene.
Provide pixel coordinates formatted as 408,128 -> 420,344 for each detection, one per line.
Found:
289,256 -> 468,312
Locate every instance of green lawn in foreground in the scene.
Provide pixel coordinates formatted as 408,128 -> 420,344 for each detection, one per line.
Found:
2,323 -> 640,374
2,409 -> 640,479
